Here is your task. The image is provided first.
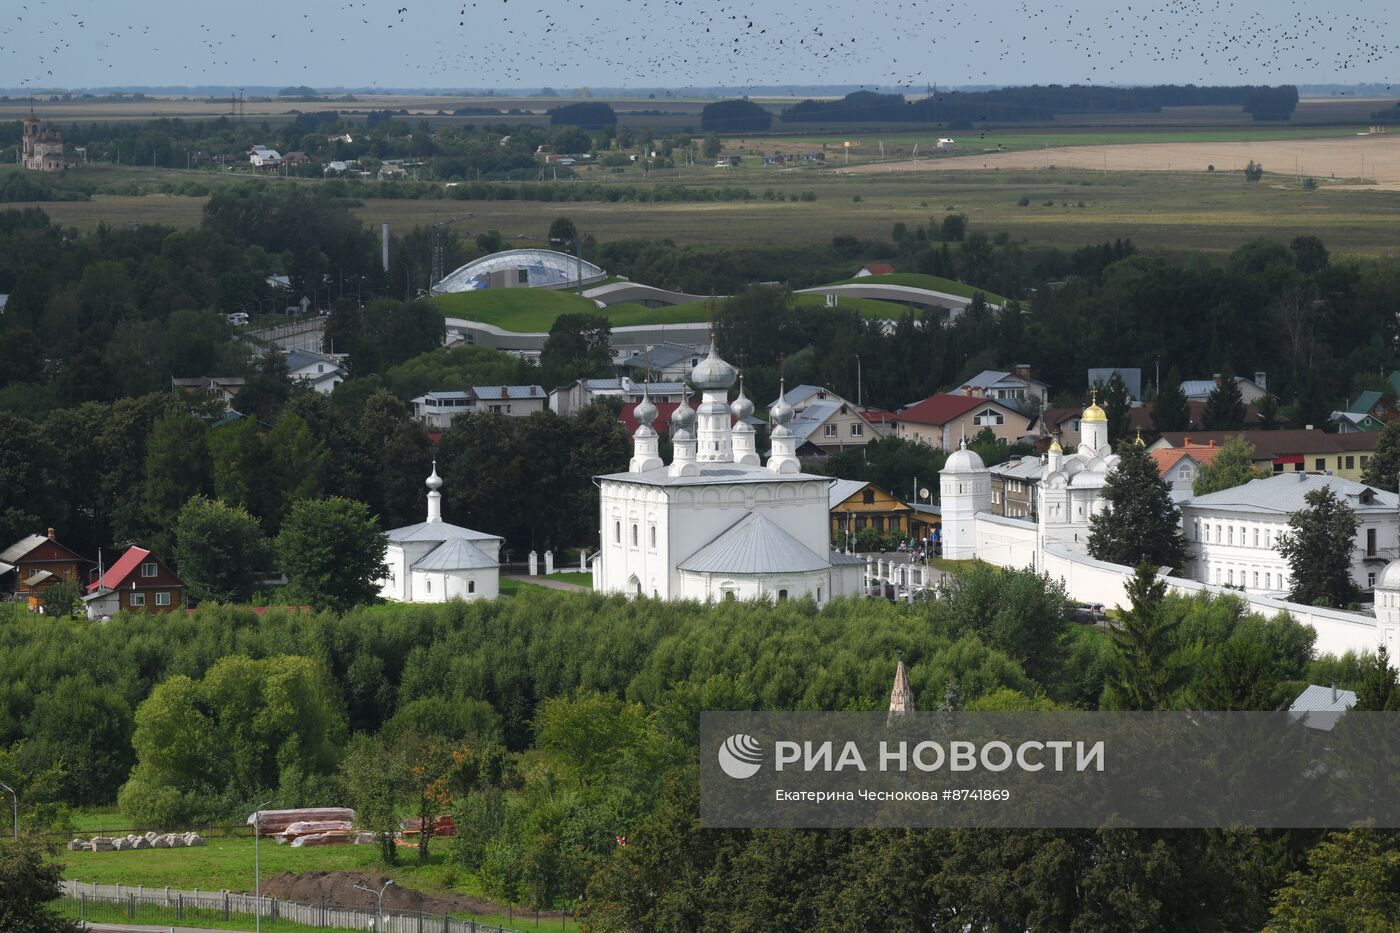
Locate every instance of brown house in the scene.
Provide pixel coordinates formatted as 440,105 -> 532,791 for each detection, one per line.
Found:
1,530 -> 88,610
83,546 -> 185,617
829,479 -> 940,546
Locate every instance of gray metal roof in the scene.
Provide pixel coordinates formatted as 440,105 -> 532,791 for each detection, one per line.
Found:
678,512 -> 830,574
988,455 -> 1044,480
0,534 -> 46,564
782,384 -> 828,406
412,538 -> 497,571
1184,473 -> 1398,515
597,461 -> 830,488
1289,684 -> 1357,730
830,550 -> 868,565
620,342 -> 698,371
387,520 -> 503,545
1088,368 -> 1143,399
285,348 -> 343,372
828,478 -> 869,509
789,399 -> 846,442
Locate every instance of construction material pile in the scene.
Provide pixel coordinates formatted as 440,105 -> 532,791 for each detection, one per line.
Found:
248,807 -> 368,847
70,832 -> 205,852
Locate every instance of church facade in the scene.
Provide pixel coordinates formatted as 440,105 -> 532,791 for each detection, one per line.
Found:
593,340 -> 865,603
378,464 -> 503,603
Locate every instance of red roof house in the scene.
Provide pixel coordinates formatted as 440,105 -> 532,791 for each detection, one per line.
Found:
84,546 -> 186,617
892,394 -> 1036,451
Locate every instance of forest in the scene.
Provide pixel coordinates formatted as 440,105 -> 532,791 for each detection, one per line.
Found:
781,84 -> 1301,124
1,571 -> 1396,927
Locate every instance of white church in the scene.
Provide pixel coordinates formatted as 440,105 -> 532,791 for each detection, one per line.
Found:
378,464 -> 503,602
940,393 -> 1400,658
593,339 -> 866,603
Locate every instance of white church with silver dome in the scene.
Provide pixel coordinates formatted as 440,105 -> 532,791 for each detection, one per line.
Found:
377,463 -> 503,603
593,339 -> 865,602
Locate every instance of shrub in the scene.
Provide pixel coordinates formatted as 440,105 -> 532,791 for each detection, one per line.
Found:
1017,195 -> 1031,207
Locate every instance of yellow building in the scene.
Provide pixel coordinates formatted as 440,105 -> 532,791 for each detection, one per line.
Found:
829,479 -> 938,546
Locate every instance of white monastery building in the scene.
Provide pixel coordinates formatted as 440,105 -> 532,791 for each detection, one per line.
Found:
593,339 -> 865,603
378,464 -> 503,602
939,393 -> 1400,657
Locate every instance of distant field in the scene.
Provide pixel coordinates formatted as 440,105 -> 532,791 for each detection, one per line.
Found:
432,288 -> 714,331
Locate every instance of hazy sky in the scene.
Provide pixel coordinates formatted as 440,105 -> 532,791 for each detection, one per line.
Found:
3,0 -> 1396,91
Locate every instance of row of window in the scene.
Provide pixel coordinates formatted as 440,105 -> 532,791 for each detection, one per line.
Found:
823,423 -> 865,438
1210,567 -> 1288,590
615,520 -> 659,550
1196,520 -> 1378,557
130,591 -> 172,607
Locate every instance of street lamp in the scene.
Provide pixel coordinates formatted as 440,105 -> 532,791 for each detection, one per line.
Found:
354,879 -> 394,930
0,781 -> 16,839
250,799 -> 274,933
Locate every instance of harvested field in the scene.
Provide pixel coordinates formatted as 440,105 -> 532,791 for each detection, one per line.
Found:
839,134 -> 1400,185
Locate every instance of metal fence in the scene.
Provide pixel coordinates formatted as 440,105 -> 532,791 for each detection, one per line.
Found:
60,881 -> 527,933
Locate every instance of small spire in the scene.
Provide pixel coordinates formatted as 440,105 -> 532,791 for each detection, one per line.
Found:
1134,426 -> 1145,446
426,460 -> 443,491
888,655 -> 916,720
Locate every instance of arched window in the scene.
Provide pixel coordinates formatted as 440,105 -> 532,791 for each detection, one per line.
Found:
649,525 -> 657,548
614,521 -> 621,544
817,587 -> 823,602
724,590 -> 737,601
777,589 -> 789,602
631,524 -> 639,547
426,578 -> 432,593
468,580 -> 475,594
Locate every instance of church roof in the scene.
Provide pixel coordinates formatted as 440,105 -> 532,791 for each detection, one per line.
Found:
678,512 -> 830,574
888,658 -> 916,715
412,538 -> 497,571
387,520 -> 502,545
597,461 -> 828,487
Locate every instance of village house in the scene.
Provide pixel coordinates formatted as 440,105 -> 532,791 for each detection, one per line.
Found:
893,393 -> 1036,451
955,366 -> 1050,412
82,546 -> 186,618
1151,429 -> 1377,483
284,349 -> 346,394
828,480 -> 927,547
171,376 -> 246,408
549,377 -> 689,416
1150,441 -> 1225,501
1,530 -> 88,611
618,342 -> 704,382
786,398 -> 879,455
1180,373 -> 1270,404
410,385 -> 547,426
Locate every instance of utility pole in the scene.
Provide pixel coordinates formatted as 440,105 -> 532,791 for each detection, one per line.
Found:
252,799 -> 274,933
0,781 -> 16,839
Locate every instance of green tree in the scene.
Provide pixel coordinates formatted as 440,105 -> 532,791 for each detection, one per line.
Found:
1276,487 -> 1357,607
1151,368 -> 1190,433
141,408 -> 211,550
547,216 -> 578,248
1189,637 -> 1284,710
37,580 -> 78,618
263,412 -> 329,528
173,496 -> 271,604
943,564 -> 1070,686
539,312 -> 613,387
0,413 -> 56,546
275,498 -> 388,612
1201,375 -> 1247,430
1192,436 -> 1268,496
208,416 -> 265,516
1088,439 -> 1187,569
1094,371 -> 1133,444
1352,646 -> 1400,711
1103,563 -> 1181,710
0,835 -> 81,933
702,133 -> 723,159
1267,830 -> 1400,931
1256,392 -> 1281,430
341,733 -> 402,864
1361,419 -> 1400,492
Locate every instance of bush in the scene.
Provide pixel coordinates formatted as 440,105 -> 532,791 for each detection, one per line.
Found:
852,194 -> 862,202
1017,195 -> 1031,207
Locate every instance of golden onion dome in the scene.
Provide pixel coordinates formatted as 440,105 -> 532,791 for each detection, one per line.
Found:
1048,438 -> 1063,453
1082,389 -> 1108,423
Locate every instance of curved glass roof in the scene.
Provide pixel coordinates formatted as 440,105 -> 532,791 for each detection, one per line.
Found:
433,248 -> 606,294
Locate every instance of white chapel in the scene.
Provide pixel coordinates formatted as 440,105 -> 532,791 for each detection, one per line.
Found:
593,339 -> 866,603
378,464 -> 503,602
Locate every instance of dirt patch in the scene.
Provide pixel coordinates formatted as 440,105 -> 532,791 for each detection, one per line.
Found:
837,135 -> 1400,185
256,869 -> 563,920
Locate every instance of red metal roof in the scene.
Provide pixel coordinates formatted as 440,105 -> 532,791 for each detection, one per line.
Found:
861,263 -> 896,275
88,546 -> 151,593
894,393 -> 985,426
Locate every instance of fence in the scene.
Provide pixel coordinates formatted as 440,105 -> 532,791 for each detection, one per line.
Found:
60,881 -> 525,933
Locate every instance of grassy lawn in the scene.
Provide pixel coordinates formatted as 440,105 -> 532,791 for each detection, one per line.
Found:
826,272 -> 1009,305
59,835 -> 577,930
791,291 -> 925,321
929,558 -> 978,574
544,571 -> 593,587
432,288 -> 598,329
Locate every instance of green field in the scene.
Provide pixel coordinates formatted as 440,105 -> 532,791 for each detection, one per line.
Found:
431,288 -> 714,331
792,291 -> 929,320
59,834 -> 577,930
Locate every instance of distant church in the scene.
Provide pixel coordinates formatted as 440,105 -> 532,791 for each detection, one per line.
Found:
21,114 -> 65,172
593,339 -> 866,603
377,464 -> 503,602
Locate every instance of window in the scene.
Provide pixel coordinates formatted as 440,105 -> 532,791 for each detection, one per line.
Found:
1228,569 -> 1234,585
468,580 -> 476,594
141,562 -> 158,578
723,590 -> 737,601
777,589 -> 789,602
1228,526 -> 1233,545
649,525 -> 657,548
426,578 -> 431,593
155,592 -> 171,606
1368,527 -> 1377,557
974,409 -> 1005,426
1194,520 -> 1201,541
1315,458 -> 1325,471
614,521 -> 621,544
517,269 -> 529,284
1368,572 -> 1377,588
824,423 -> 838,438
817,587 -> 822,602
862,489 -> 876,505
1252,572 -> 1258,588
1253,528 -> 1259,547
129,592 -> 145,607
1346,456 -> 1355,470
1265,573 -> 1271,589
631,524 -> 639,547
1362,455 -> 1370,468
850,423 -> 863,437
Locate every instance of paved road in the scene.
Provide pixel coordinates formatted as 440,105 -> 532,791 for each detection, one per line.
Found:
511,575 -> 588,592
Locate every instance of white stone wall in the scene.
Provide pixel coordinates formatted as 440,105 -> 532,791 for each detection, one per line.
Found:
408,567 -> 498,602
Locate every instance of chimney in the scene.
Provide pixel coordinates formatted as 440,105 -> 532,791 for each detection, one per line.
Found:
1014,363 -> 1032,380
1331,683 -> 1338,703
1184,436 -> 1192,446
47,527 -> 55,540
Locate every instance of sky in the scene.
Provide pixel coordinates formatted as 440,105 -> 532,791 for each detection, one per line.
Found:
2,0 -> 1396,92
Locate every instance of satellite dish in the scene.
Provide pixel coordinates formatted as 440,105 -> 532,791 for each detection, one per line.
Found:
919,487 -> 930,500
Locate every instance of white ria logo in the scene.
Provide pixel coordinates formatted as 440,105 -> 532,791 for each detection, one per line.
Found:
718,733 -> 763,779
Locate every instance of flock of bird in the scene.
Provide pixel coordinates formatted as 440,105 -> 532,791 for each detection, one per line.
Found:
0,0 -> 1396,94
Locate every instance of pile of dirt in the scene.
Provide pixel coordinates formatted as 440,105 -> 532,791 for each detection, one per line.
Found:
256,869 -> 563,920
